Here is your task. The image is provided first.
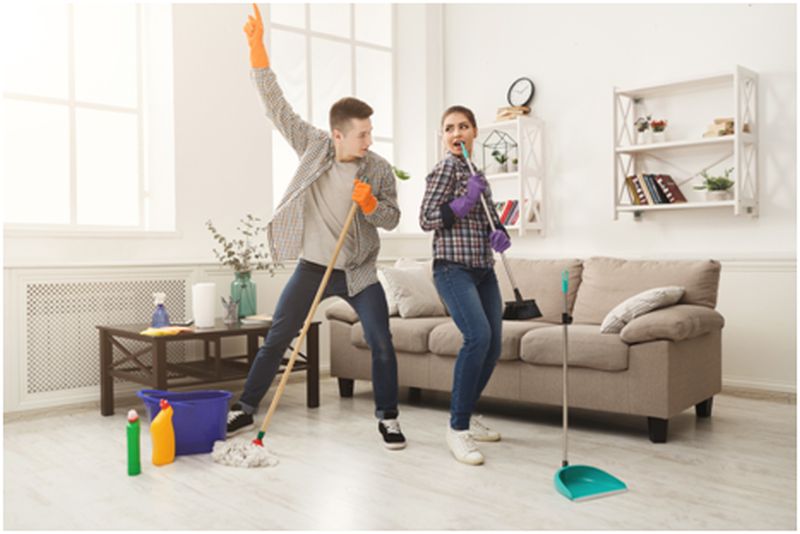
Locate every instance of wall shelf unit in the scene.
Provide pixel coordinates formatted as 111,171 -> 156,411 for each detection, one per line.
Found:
613,65 -> 758,220
437,115 -> 545,235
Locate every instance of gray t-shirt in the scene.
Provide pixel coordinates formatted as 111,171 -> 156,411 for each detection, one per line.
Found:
301,160 -> 358,269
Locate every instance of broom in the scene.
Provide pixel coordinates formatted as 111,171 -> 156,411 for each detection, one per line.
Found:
212,203 -> 359,468
459,142 -> 542,320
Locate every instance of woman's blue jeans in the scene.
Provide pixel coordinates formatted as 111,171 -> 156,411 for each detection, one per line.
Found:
433,259 -> 503,430
239,259 -> 399,420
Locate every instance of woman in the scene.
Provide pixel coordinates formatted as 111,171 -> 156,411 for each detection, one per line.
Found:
419,105 -> 510,466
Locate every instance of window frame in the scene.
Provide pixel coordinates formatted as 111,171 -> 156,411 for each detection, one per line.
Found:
2,4 -> 160,234
266,4 -> 396,210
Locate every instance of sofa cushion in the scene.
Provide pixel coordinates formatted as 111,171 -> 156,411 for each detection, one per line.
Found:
520,324 -> 629,371
350,317 -> 450,354
620,304 -> 726,343
428,320 -> 550,361
572,257 -> 721,325
600,286 -> 685,333
325,299 -> 359,324
497,258 -> 583,323
380,263 -> 447,318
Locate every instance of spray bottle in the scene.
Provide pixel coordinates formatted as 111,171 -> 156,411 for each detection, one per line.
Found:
151,399 -> 175,466
151,292 -> 170,328
126,409 -> 141,476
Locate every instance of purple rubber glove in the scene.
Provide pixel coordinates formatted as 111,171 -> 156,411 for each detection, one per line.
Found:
490,229 -> 510,253
449,174 -> 487,218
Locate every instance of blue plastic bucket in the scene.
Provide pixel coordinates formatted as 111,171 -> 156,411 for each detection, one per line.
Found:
136,389 -> 232,455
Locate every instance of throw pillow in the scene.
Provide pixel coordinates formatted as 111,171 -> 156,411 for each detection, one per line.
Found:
600,286 -> 685,334
380,263 -> 447,318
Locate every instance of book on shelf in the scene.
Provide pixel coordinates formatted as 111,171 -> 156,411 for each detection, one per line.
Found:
629,175 -> 649,205
625,176 -> 641,205
644,174 -> 669,204
508,201 -> 521,225
654,174 -> 687,203
638,175 -> 656,205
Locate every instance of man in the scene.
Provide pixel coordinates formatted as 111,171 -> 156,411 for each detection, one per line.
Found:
226,4 -> 405,450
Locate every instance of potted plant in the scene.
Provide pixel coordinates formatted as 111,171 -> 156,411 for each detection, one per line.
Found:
650,119 -> 668,143
508,157 -> 519,173
693,168 -> 734,201
491,149 -> 508,173
205,214 -> 278,318
634,114 -> 652,144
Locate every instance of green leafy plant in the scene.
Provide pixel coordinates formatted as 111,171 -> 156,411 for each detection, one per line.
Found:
634,115 -> 652,133
392,166 -> 411,180
491,149 -> 508,165
205,214 -> 277,274
693,168 -> 734,191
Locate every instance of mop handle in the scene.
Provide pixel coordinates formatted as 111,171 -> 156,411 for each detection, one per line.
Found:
459,143 -> 522,294
255,203 -> 359,438
561,269 -> 569,467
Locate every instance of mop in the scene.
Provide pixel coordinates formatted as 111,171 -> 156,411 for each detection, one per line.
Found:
554,269 -> 627,501
459,142 -> 542,320
212,203 -> 359,468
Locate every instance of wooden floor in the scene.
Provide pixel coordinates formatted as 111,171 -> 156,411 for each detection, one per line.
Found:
4,377 -> 796,530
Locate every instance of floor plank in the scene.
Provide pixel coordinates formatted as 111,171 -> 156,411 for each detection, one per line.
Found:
4,378 -> 796,530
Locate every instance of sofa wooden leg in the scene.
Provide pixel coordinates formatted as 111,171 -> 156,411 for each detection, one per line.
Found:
408,387 -> 422,404
695,396 -> 714,418
338,378 -> 354,398
647,417 -> 668,443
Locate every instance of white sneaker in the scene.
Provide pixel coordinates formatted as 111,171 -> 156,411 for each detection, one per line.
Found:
446,427 -> 484,465
470,415 -> 501,442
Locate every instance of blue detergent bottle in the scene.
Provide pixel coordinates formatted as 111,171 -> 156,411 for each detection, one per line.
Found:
151,292 -> 171,327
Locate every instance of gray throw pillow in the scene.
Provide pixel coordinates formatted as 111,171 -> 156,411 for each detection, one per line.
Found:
600,286 -> 685,334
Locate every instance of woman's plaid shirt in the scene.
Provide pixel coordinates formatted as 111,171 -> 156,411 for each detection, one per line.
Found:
419,152 -> 504,268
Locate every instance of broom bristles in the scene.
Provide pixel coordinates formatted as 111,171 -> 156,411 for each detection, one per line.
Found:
211,438 -> 279,468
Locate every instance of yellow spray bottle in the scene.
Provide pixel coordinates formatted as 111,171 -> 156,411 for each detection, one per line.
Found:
151,399 -> 175,466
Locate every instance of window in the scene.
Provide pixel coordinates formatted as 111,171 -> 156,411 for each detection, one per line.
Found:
267,4 -> 394,209
1,4 -> 175,231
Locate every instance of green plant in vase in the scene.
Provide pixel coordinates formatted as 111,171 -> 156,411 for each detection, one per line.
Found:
206,214 -> 278,318
694,168 -> 734,202
491,149 -> 508,173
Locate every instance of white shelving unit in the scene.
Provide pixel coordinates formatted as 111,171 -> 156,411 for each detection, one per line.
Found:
436,115 -> 545,235
613,66 -> 758,219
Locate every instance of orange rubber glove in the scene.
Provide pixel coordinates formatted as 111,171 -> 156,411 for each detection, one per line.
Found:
243,3 -> 270,69
352,179 -> 377,215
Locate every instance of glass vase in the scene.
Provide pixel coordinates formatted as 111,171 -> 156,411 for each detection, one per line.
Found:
231,271 -> 256,318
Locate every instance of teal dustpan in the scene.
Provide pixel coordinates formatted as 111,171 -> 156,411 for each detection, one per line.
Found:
555,465 -> 628,502
554,270 -> 627,501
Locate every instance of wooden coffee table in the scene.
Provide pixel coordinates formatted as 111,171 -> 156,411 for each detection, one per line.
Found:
96,319 -> 320,415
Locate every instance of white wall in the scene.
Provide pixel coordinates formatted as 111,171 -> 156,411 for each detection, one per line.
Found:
3,4 -> 796,401
385,3 -> 798,392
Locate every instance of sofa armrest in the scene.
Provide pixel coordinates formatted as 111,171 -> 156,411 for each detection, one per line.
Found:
620,304 -> 725,344
324,298 -> 359,324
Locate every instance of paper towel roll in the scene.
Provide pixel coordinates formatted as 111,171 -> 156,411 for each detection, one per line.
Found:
192,283 -> 216,328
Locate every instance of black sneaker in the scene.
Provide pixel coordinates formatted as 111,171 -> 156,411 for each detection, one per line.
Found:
378,419 -> 406,450
227,402 -> 254,436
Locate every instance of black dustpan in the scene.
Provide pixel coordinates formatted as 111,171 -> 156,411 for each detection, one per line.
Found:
503,288 -> 542,320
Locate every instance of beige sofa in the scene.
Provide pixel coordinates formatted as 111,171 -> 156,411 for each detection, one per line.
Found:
325,257 -> 724,443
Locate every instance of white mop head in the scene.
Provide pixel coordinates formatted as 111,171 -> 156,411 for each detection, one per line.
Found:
211,438 -> 279,468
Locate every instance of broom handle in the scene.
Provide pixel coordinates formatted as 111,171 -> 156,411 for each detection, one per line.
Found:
256,203 -> 359,436
561,270 -> 569,467
461,147 -> 522,295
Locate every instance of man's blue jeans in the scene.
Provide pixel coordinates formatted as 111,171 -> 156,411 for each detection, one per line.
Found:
433,259 -> 503,431
239,259 -> 399,420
